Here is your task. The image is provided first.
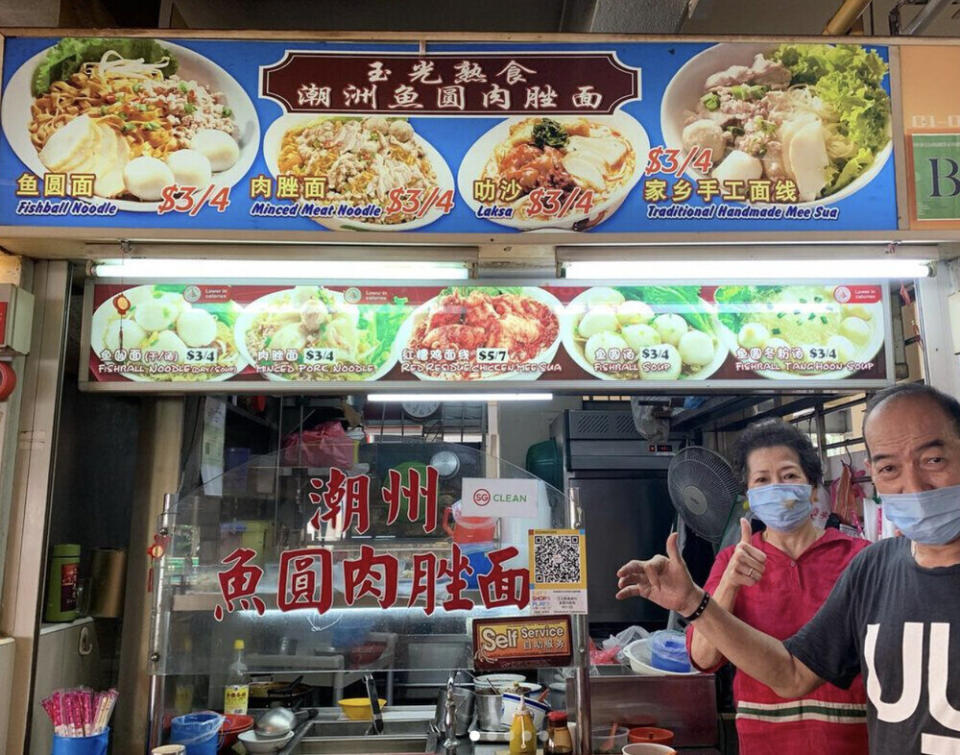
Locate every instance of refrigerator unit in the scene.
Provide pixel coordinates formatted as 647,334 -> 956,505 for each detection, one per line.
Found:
551,410 -> 678,629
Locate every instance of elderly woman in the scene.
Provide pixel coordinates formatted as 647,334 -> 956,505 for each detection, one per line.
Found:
686,419 -> 869,754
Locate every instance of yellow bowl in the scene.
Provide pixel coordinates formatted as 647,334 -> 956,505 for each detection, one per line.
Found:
338,698 -> 387,720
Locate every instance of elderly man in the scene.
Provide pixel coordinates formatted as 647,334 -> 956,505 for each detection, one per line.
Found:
617,383 -> 960,754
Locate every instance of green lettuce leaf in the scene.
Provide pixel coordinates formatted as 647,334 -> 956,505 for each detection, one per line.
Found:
772,43 -> 890,196
617,285 -> 714,334
32,37 -> 178,96
714,286 -> 783,332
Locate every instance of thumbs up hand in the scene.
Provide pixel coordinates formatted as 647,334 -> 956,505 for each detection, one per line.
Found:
616,532 -> 703,616
721,518 -> 767,589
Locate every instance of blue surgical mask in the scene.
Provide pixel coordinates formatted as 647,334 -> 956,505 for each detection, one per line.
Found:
747,483 -> 814,532
880,483 -> 960,545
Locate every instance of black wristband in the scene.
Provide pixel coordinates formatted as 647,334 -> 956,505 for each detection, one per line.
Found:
682,591 -> 710,622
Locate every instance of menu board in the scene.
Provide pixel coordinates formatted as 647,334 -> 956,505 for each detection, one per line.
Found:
0,36 -> 897,237
80,281 -> 892,390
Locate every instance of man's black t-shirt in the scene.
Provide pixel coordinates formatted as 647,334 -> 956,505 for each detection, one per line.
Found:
784,537 -> 960,754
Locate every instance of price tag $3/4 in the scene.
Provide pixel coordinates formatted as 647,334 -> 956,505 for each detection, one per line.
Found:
157,185 -> 232,216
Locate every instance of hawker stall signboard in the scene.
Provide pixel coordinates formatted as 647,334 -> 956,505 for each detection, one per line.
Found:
0,37 -> 897,237
900,46 -> 960,229
80,280 -> 893,391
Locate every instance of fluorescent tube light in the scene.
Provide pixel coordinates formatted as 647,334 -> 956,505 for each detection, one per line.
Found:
368,393 -> 553,402
90,258 -> 469,280
563,259 -> 932,281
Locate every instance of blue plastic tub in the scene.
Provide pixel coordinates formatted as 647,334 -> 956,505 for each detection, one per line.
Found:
51,728 -> 109,755
649,630 -> 692,673
170,712 -> 224,755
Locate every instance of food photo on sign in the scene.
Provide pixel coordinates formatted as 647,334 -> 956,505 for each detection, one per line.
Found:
81,280 -> 891,388
1,37 -> 896,234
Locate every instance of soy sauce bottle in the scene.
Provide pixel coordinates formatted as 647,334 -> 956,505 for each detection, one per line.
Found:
545,710 -> 573,754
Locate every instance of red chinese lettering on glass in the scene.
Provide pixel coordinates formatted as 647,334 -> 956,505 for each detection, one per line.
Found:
277,547 -> 334,614
308,470 -> 371,534
343,545 -> 399,608
477,547 -> 530,610
381,465 -> 439,533
214,547 -> 266,621
408,545 -> 477,615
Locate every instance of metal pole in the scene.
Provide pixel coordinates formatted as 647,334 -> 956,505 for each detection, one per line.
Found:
567,486 -> 591,755
148,493 -> 177,750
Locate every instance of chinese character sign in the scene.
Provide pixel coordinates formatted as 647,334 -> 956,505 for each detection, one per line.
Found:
261,53 -> 637,115
1,37 -> 896,235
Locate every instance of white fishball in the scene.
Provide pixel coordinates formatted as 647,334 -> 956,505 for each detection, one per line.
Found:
653,313 -> 688,346
148,330 -> 188,361
678,329 -> 715,367
578,305 -> 619,339
738,322 -> 770,350
104,319 -> 146,351
584,287 -> 625,309
827,335 -> 858,363
190,129 -> 240,172
584,331 -> 627,364
271,323 -> 307,351
166,149 -> 213,187
713,149 -> 763,184
176,308 -> 218,347
293,286 -> 319,305
134,298 -> 180,332
840,317 -> 871,346
622,324 -> 661,352
123,156 -> 175,201
640,343 -> 682,381
617,300 -> 655,326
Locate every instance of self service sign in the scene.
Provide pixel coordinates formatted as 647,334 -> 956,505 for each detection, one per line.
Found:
0,36 -> 897,238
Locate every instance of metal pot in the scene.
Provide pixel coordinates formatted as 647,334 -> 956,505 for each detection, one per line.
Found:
475,689 -> 506,732
433,687 -> 474,737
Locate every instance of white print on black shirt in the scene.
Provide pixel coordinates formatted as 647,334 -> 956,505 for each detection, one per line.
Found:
865,622 -> 960,753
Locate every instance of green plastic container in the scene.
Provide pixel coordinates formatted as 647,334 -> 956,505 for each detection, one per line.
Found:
45,544 -> 81,623
525,440 -> 563,491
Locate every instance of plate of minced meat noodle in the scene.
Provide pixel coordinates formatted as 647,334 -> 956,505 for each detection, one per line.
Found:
660,42 -> 891,205
263,114 -> 455,230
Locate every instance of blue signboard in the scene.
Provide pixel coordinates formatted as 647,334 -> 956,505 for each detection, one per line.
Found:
0,37 -> 897,234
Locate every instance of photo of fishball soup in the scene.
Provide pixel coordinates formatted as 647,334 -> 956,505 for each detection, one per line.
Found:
564,286 -> 725,381
714,284 -> 884,377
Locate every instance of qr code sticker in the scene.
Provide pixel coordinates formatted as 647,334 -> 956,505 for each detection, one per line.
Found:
533,534 -> 582,585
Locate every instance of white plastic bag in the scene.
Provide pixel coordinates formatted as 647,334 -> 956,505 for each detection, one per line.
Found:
601,625 -> 651,665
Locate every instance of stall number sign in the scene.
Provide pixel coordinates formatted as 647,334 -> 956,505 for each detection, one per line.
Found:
461,478 -> 539,518
211,465 -> 533,620
911,133 -> 960,221
473,615 -> 573,671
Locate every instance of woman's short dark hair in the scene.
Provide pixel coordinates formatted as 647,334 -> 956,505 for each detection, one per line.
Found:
732,418 -> 823,489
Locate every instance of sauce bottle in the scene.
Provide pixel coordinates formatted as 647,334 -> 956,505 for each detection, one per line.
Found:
223,639 -> 250,714
508,699 -> 537,754
545,710 -> 573,754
